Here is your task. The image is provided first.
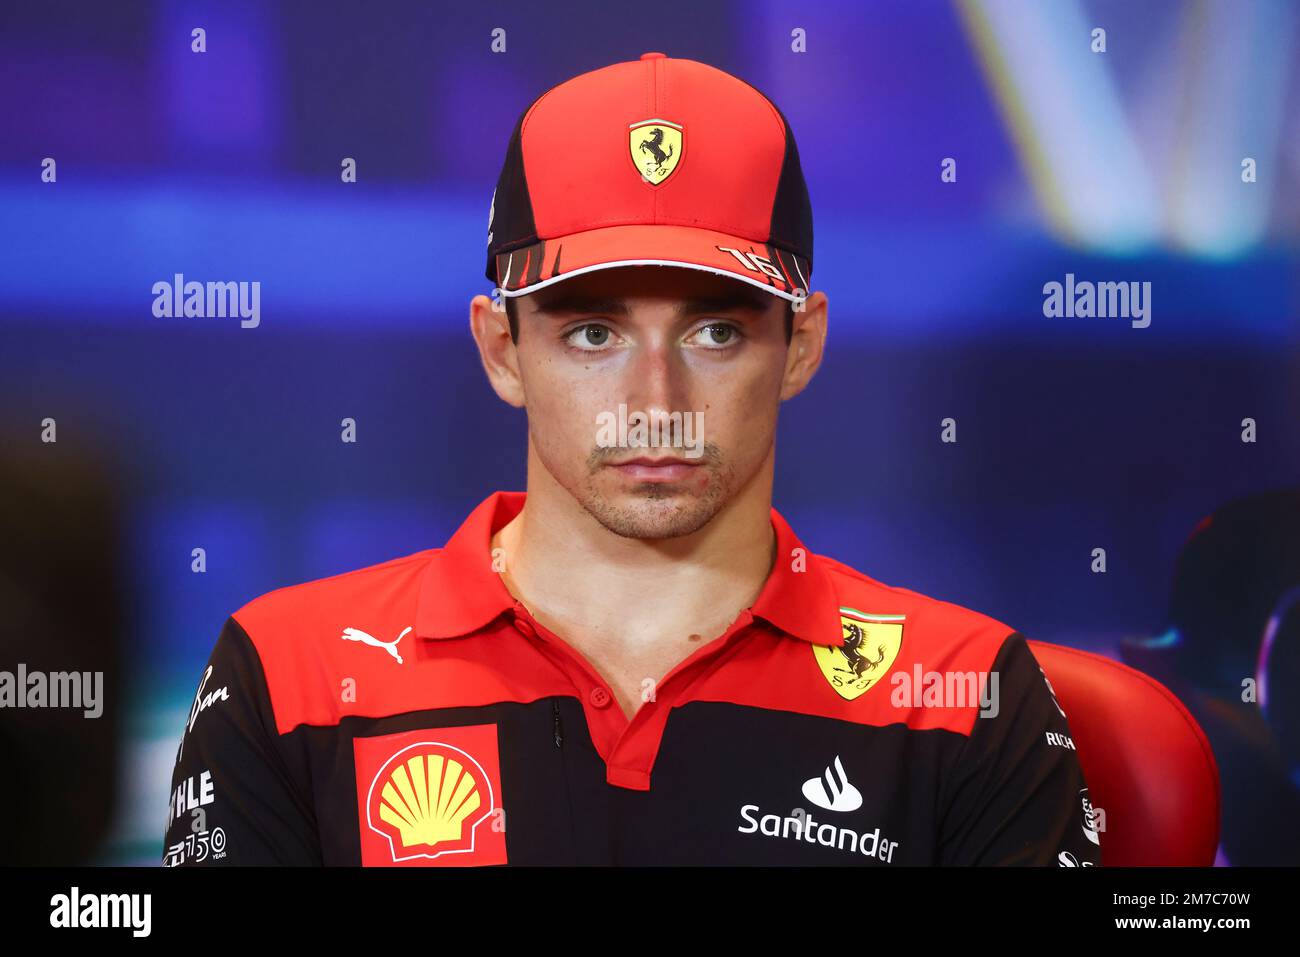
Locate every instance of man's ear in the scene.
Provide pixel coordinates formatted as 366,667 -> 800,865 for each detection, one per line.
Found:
780,290 -> 827,401
469,293 -> 526,408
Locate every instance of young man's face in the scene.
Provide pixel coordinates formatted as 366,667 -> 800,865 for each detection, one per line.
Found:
472,265 -> 825,539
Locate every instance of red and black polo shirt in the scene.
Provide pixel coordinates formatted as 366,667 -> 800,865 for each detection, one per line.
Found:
162,490 -> 1102,866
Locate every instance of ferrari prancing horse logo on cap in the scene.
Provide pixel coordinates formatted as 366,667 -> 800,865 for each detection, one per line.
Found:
629,119 -> 683,185
814,608 -> 905,701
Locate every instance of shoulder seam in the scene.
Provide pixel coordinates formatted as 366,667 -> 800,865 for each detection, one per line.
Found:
236,547 -> 438,613
816,554 -> 1012,630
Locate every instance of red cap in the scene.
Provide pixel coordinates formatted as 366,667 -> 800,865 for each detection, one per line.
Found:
485,52 -> 813,302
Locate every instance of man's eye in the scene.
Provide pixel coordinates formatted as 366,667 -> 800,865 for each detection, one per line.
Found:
566,324 -> 614,350
688,322 -> 739,348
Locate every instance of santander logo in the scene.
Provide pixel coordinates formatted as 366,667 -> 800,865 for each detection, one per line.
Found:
801,755 -> 863,812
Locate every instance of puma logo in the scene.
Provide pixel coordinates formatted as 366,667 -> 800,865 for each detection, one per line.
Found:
340,625 -> 411,664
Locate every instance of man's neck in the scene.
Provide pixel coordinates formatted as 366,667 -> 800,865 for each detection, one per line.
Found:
492,456 -> 776,653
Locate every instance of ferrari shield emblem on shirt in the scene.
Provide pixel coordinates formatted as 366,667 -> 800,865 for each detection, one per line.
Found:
814,608 -> 905,701
629,119 -> 683,185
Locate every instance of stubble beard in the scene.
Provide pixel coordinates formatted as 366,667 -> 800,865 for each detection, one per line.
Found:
577,442 -> 737,540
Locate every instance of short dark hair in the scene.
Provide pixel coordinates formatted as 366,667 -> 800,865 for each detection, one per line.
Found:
503,295 -> 796,344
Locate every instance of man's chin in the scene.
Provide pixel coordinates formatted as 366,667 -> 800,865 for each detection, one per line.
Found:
579,482 -> 724,540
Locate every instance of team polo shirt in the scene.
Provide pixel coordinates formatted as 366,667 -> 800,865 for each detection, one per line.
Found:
162,490 -> 1103,866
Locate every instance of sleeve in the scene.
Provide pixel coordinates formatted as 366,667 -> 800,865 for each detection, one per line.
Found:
936,632 -> 1103,866
161,616 -> 323,865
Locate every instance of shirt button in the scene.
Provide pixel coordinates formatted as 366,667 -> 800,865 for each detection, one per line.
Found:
588,686 -> 612,708
513,618 -> 535,638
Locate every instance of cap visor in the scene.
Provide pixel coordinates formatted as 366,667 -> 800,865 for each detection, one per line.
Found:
493,223 -> 810,302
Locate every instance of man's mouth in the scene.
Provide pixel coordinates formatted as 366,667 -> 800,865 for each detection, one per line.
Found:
607,456 -> 701,483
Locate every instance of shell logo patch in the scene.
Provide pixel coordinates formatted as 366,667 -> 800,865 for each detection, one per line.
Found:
813,608 -> 905,701
354,724 -> 506,866
628,119 -> 683,185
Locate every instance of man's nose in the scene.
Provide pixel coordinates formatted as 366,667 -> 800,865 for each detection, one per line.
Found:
623,338 -> 689,413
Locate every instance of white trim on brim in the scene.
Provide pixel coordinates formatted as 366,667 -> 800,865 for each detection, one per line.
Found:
495,258 -> 808,302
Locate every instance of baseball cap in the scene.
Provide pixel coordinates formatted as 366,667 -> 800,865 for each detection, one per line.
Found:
484,52 -> 813,303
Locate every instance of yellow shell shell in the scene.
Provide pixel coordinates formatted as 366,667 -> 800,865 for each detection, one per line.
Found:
377,752 -> 482,849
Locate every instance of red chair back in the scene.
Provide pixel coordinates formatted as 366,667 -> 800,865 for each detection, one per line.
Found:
1028,640 -> 1220,865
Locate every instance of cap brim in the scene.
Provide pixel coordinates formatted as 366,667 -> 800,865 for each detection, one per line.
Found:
492,223 -> 810,302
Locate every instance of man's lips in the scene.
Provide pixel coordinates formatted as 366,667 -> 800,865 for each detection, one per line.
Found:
606,456 -> 701,483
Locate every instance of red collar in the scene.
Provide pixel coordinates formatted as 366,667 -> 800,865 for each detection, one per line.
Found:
415,491 -> 841,645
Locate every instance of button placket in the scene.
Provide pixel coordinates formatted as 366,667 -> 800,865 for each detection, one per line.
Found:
626,609 -> 755,726
508,603 -> 757,788
604,608 -> 758,786
511,607 -> 621,722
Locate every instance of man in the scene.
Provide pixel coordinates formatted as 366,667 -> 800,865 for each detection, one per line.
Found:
162,52 -> 1101,866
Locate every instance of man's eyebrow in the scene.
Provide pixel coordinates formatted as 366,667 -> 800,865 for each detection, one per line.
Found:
529,289 -> 773,317
530,295 -> 629,317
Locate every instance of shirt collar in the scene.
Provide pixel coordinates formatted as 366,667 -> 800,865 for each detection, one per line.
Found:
415,490 -> 841,645
415,491 -> 526,640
